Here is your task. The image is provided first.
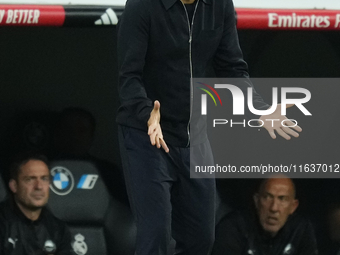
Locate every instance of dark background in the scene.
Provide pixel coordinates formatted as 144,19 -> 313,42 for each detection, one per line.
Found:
0,27 -> 339,253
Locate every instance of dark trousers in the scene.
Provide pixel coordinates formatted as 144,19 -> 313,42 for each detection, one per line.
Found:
118,125 -> 216,255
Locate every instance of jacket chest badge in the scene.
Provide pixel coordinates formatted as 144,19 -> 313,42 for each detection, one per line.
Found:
283,243 -> 293,254
43,240 -> 56,254
8,237 -> 18,248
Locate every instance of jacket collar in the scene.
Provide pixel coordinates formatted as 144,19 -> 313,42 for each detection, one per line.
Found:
162,0 -> 212,11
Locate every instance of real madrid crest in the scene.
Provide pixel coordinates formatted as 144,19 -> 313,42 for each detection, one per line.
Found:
72,233 -> 88,255
50,166 -> 74,195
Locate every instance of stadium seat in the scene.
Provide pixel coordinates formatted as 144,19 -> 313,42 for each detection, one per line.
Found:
48,160 -> 136,255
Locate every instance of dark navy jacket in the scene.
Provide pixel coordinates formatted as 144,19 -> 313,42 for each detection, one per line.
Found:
117,0 -> 268,147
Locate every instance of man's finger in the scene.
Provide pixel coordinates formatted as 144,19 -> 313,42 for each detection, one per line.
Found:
156,134 -> 161,148
149,132 -> 156,145
160,138 -> 169,153
267,129 -> 276,139
276,128 -> 291,140
285,122 -> 302,132
282,126 -> 299,138
291,125 -> 302,132
153,100 -> 160,111
281,119 -> 302,132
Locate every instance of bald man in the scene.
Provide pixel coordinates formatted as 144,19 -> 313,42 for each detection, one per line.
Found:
212,176 -> 318,255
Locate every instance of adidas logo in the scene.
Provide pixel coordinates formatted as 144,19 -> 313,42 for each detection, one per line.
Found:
95,8 -> 118,25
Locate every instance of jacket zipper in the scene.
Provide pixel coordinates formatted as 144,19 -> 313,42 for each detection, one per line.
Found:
181,0 -> 199,147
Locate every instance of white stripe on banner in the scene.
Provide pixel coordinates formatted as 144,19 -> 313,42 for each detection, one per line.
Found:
106,8 -> 118,25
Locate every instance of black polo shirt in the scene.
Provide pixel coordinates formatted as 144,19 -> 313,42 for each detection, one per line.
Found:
0,198 -> 74,255
212,210 -> 318,255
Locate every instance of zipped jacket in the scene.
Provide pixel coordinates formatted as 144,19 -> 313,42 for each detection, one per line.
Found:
117,0 -> 269,147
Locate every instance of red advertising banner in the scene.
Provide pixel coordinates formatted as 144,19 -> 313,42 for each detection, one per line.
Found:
0,5 -> 65,26
0,5 -> 340,29
236,8 -> 340,30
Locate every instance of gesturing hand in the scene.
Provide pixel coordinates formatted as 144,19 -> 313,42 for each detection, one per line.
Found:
147,100 -> 169,153
259,104 -> 302,140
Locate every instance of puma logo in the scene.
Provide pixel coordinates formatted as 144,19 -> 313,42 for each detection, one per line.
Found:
8,237 -> 18,248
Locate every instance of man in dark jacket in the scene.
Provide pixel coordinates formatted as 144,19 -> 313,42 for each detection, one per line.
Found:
0,152 -> 74,255
212,176 -> 318,255
117,0 -> 302,254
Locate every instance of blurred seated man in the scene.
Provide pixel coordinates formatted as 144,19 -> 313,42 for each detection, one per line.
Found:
212,175 -> 318,255
53,107 -> 128,205
0,152 -> 74,255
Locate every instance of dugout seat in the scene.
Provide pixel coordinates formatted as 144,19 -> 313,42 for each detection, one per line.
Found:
48,160 -> 136,255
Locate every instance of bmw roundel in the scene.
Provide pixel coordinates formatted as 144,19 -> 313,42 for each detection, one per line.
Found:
50,166 -> 74,195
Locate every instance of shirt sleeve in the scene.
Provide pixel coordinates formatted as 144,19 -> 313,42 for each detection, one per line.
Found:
295,220 -> 318,255
116,0 -> 153,129
213,0 -> 269,119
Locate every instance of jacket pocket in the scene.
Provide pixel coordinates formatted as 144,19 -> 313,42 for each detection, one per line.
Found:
199,25 -> 223,38
196,26 -> 223,59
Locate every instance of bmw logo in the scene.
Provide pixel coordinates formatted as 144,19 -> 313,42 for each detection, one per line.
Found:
50,166 -> 74,195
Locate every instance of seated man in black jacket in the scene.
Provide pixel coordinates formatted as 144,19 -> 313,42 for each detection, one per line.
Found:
0,152 -> 74,255
212,175 -> 318,255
